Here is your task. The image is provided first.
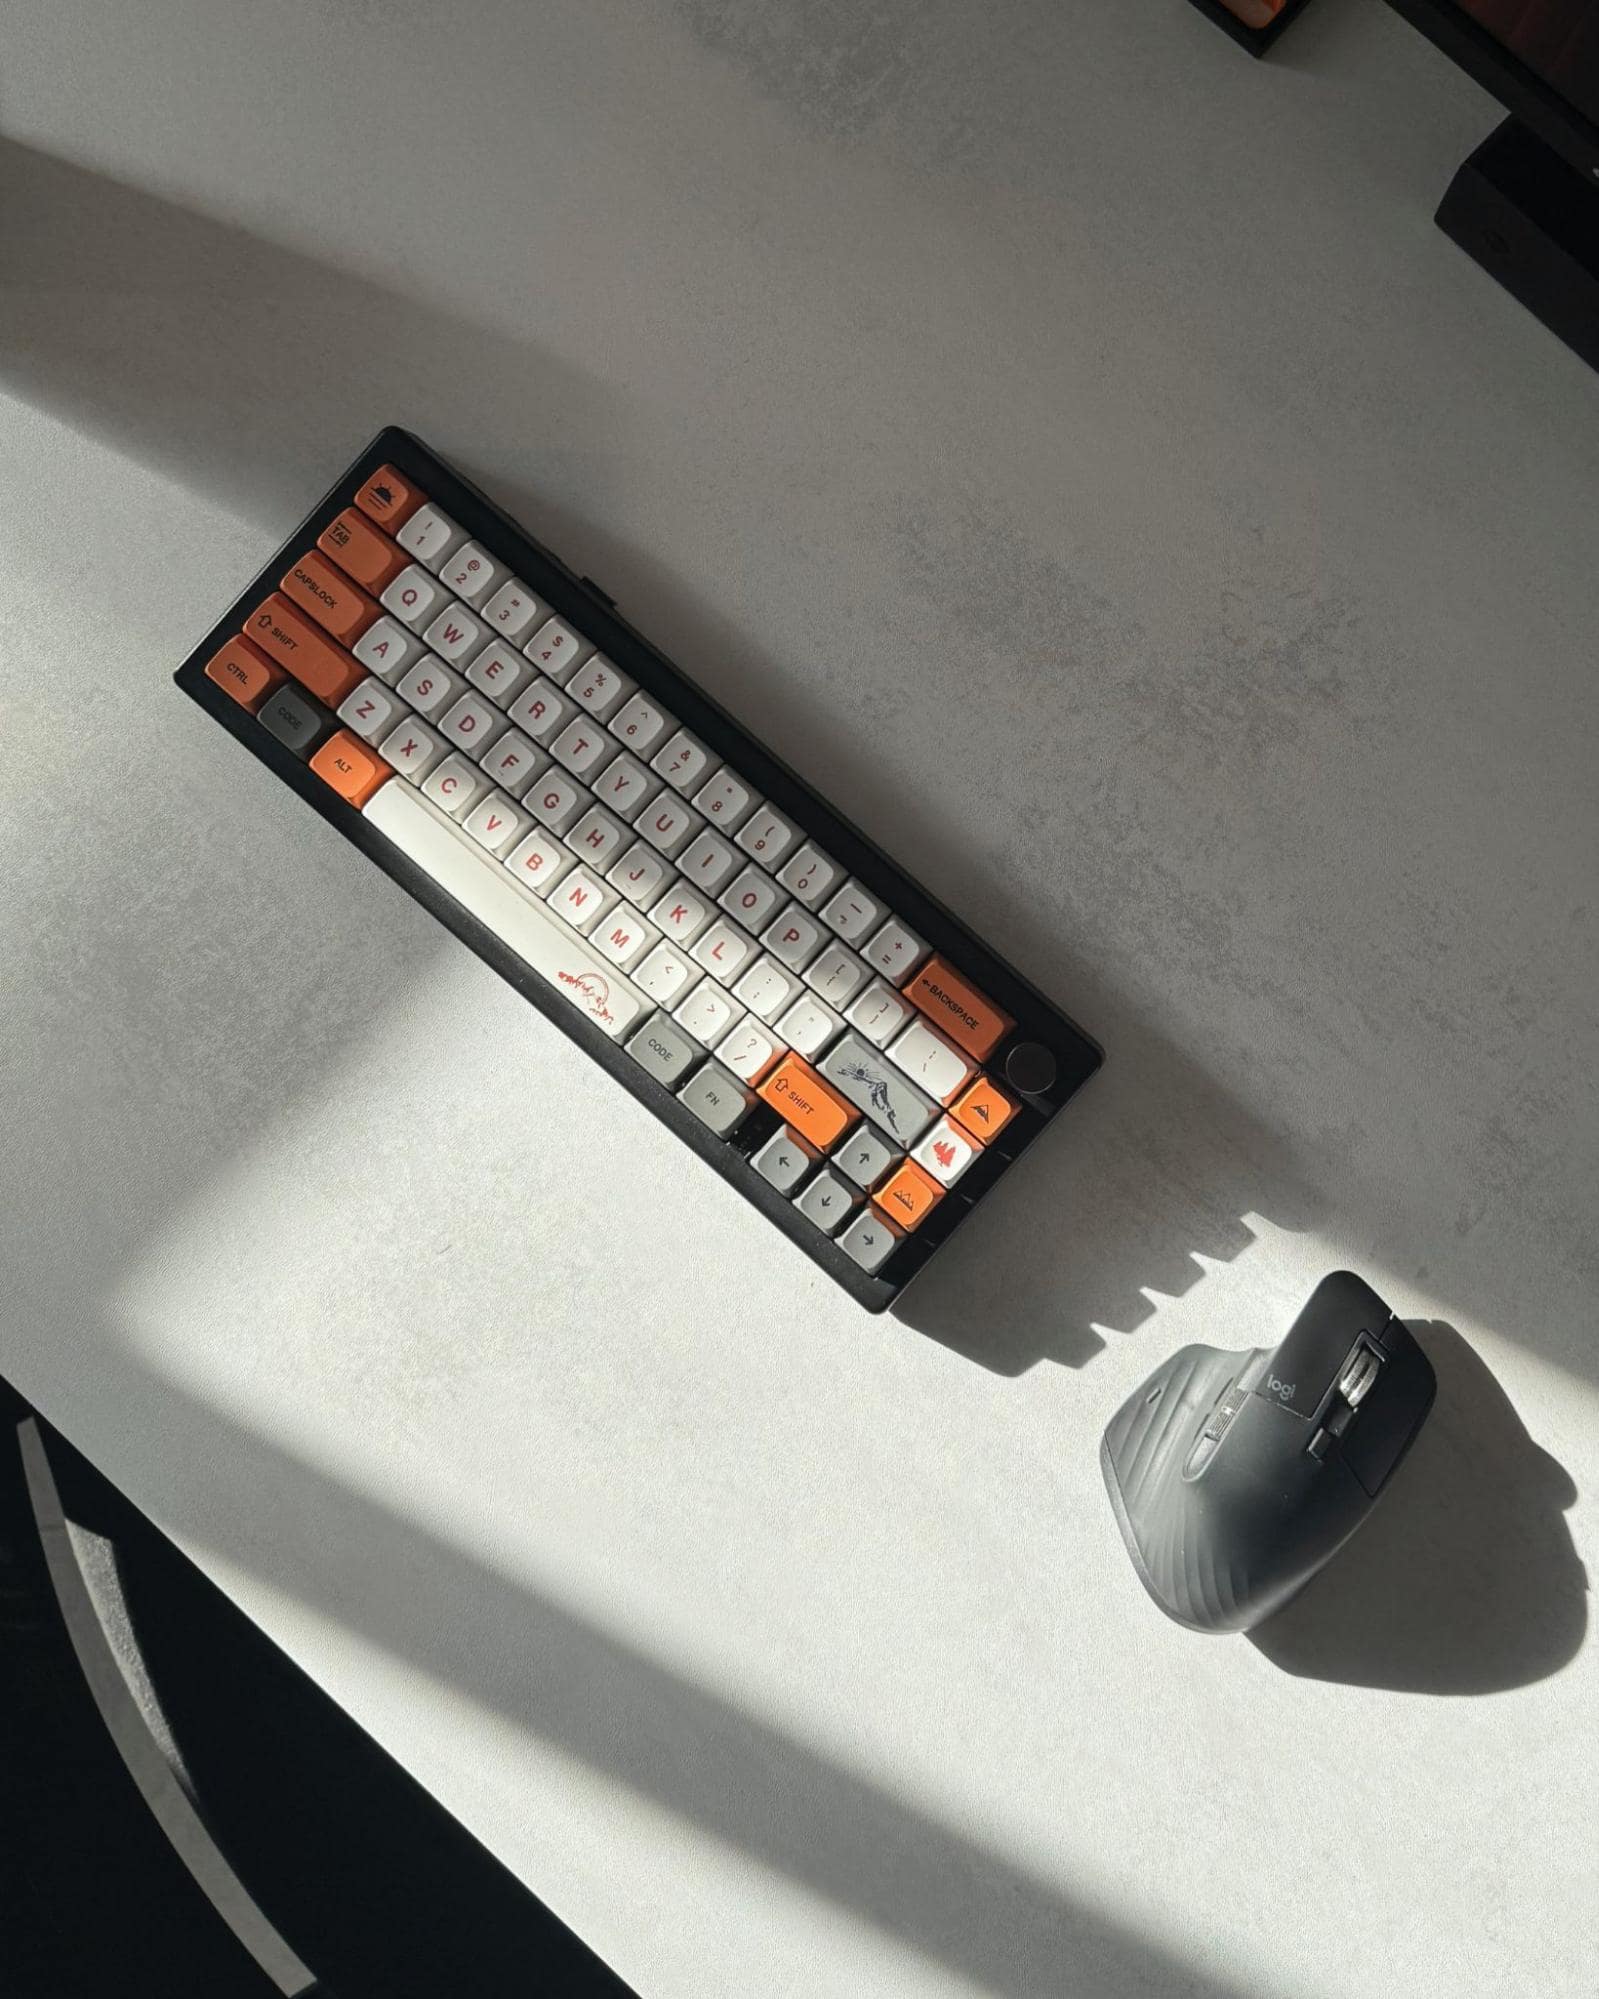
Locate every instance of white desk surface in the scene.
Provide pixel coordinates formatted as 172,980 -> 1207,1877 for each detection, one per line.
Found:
3,4 -> 1596,1995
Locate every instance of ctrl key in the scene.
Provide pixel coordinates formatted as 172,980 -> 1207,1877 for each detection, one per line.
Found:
837,1208 -> 903,1275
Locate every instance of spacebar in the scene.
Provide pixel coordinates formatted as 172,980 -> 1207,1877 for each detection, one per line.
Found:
363,780 -> 649,1040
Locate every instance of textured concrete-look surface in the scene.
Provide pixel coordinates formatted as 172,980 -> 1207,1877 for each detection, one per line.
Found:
1,3 -> 1595,1994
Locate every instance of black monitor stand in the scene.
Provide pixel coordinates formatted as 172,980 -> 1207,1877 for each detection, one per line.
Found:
1437,115 -> 1599,372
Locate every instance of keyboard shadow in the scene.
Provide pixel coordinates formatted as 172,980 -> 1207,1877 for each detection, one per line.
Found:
53,1351 -> 1264,1999
1249,1323 -> 1587,1693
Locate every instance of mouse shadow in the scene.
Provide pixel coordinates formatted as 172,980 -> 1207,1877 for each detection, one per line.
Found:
1250,1323 -> 1588,1693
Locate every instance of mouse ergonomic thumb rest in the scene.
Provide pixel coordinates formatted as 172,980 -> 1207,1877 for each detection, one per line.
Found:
1100,1272 -> 1436,1633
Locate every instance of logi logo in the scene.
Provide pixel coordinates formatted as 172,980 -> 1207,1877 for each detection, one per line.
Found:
1267,1374 -> 1295,1403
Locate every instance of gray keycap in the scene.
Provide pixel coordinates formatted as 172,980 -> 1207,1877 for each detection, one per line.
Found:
836,1126 -> 897,1191
257,683 -> 329,758
838,1209 -> 900,1274
626,1015 -> 700,1089
677,1061 -> 754,1137
793,1169 -> 859,1238
752,1127 -> 819,1195
818,1032 -> 938,1145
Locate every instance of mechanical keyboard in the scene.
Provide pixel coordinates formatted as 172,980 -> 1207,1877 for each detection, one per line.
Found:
176,430 -> 1101,1308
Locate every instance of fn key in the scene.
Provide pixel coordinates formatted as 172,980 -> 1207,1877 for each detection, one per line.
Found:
258,683 -> 332,758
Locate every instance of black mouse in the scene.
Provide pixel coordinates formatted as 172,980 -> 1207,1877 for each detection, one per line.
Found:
1101,1272 -> 1436,1633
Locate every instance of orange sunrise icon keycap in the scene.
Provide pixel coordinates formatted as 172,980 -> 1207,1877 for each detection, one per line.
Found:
279,550 -> 378,646
317,507 -> 409,595
244,594 -> 365,707
951,1076 -> 1019,1145
757,1054 -> 860,1151
204,634 -> 282,710
354,465 -> 422,531
902,956 -> 1013,1063
872,1159 -> 943,1231
310,731 -> 391,809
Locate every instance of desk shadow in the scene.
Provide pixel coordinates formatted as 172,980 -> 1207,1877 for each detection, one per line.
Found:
1251,1323 -> 1587,1693
47,1350 -> 1259,1999
0,139 -> 619,532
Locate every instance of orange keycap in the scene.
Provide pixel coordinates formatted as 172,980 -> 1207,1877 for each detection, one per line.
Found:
903,956 -> 1013,1063
244,593 -> 365,707
757,1054 -> 860,1151
204,634 -> 283,711
354,464 -> 422,531
950,1075 -> 1020,1146
872,1159 -> 944,1232
310,730 -> 391,808
317,508 -> 409,595
279,550 -> 377,646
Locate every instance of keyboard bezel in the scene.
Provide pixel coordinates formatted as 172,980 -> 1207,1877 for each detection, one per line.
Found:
174,428 -> 1102,1309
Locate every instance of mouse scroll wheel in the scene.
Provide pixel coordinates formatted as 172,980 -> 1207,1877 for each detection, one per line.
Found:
1338,1345 -> 1382,1409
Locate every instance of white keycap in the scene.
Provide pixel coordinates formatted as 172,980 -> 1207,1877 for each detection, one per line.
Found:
440,541 -> 500,604
805,940 -> 871,1009
506,677 -> 574,745
382,563 -> 448,631
635,941 -> 699,1007
466,641 -> 532,707
774,993 -> 844,1060
677,829 -> 740,896
336,676 -> 404,744
423,601 -> 490,668
674,981 -> 743,1048
549,864 -> 617,937
888,1017 -> 975,1104
478,729 -> 546,800
462,789 -> 535,857
736,804 -> 800,868
691,917 -> 758,985
590,751 -> 658,823
396,654 -> 465,718
504,827 -> 576,898
845,976 -> 915,1049
366,782 -> 647,1040
838,1209 -> 902,1275
761,903 -> 826,973
638,793 -> 703,860
732,953 -> 802,1024
568,654 -> 635,723
864,916 -> 928,984
422,751 -> 488,819
608,840 -> 672,908
527,771 -> 591,835
610,691 -> 674,759
693,770 -> 755,832
911,1117 -> 979,1188
566,804 -> 629,870
718,864 -> 784,933
523,617 -> 587,684
353,614 -> 422,685
777,841 -> 841,910
820,876 -> 883,945
550,718 -> 612,778
650,883 -> 713,947
592,905 -> 660,972
438,692 -> 506,755
718,1018 -> 783,1085
378,715 -> 446,781
482,579 -> 541,641
395,503 -> 465,571
651,729 -> 714,795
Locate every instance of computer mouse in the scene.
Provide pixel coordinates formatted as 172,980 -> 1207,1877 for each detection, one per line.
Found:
1100,1272 -> 1436,1633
